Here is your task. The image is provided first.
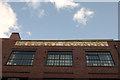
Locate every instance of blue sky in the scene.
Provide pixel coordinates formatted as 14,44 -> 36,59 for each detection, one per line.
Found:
1,2 -> 118,40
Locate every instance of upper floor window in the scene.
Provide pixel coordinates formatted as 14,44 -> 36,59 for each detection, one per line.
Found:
7,78 -> 20,80
46,51 -> 73,66
7,51 -> 35,65
85,51 -> 114,66
43,79 -> 73,80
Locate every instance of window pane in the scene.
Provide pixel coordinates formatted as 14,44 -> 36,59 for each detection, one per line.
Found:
7,51 -> 35,65
46,51 -> 73,66
85,52 -> 114,67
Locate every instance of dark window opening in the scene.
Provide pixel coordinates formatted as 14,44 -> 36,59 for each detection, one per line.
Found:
1,78 -> 28,80
85,51 -> 114,66
89,78 -> 119,80
43,78 -> 74,80
46,51 -> 73,66
6,51 -> 35,65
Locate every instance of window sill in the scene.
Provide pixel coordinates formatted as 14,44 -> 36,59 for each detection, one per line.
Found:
4,64 -> 33,66
87,66 -> 115,67
45,65 -> 73,67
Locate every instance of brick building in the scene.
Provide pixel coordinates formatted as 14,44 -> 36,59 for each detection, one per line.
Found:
1,33 -> 120,80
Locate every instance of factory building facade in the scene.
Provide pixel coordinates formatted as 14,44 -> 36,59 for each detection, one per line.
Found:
1,33 -> 120,80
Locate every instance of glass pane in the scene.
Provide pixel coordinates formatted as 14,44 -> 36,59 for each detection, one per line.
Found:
85,51 -> 114,66
54,55 -> 59,59
46,51 -> 73,66
7,51 -> 35,65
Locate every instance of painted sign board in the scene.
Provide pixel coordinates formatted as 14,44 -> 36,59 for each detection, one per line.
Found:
15,41 -> 109,46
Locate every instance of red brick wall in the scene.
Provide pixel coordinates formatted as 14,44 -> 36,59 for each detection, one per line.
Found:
2,37 -> 120,79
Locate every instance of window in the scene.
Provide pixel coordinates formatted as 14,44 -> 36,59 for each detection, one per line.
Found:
85,51 -> 114,66
46,51 -> 73,66
7,78 -> 20,80
1,78 -> 28,80
43,78 -> 73,80
7,51 -> 35,65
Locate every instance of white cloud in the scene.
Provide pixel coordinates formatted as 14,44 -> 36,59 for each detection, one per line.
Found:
38,9 -> 45,18
73,8 -> 94,26
26,0 -> 79,10
49,0 -> 79,10
0,1 -> 20,38
27,1 -> 40,10
23,0 -> 79,18
22,0 -> 41,10
26,32 -> 31,36
24,0 -> 46,18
